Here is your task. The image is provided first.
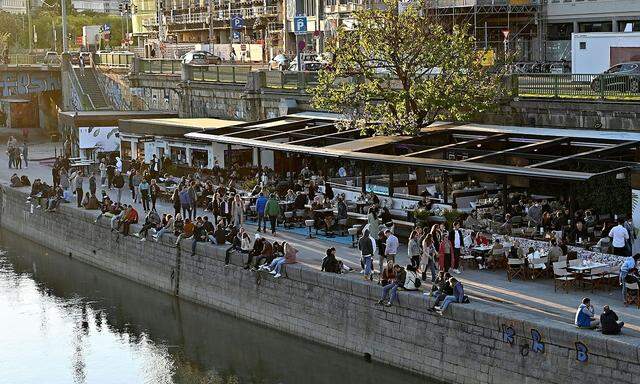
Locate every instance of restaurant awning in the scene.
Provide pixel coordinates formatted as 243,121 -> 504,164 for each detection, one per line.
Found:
182,114 -> 640,182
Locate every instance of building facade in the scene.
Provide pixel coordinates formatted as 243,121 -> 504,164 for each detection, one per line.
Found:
0,0 -> 28,13
545,0 -> 640,61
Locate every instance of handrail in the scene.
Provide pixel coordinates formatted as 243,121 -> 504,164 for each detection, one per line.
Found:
69,66 -> 97,110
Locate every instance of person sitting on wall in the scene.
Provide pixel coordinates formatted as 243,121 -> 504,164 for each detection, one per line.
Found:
212,219 -> 227,245
377,264 -> 406,307
242,235 -> 264,269
379,261 -> 396,286
175,217 -> 195,246
321,247 -> 342,274
137,208 -> 161,241
120,204 -> 139,237
575,297 -> 600,329
428,272 -> 453,311
10,173 -> 22,187
600,305 -> 624,335
251,237 -> 276,270
82,192 -> 100,210
436,277 -> 465,313
191,217 -> 209,256
45,186 -> 64,212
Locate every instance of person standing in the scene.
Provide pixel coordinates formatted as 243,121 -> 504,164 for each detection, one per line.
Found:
449,221 -> 464,274
188,181 -> 198,218
88,172 -> 97,197
384,229 -> 398,267
408,230 -> 422,269
179,186 -> 192,219
99,158 -> 107,187
609,218 -> 630,256
149,154 -> 159,180
112,171 -> 125,204
72,170 -> 84,208
231,194 -> 244,227
264,193 -> 281,236
21,142 -> 28,168
14,147 -> 21,169
139,178 -> 150,212
358,229 -> 375,281
421,233 -> 437,282
255,192 -> 268,232
79,54 -> 85,76
624,216 -> 635,256
149,179 -> 160,211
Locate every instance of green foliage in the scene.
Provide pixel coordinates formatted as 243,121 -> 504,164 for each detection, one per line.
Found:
0,7 -> 126,51
575,173 -> 630,216
311,0 -> 505,135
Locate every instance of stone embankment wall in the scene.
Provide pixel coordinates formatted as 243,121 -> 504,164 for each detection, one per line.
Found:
1,185 -> 638,384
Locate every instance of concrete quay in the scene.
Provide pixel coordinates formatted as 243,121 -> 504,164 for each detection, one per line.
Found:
0,159 -> 639,383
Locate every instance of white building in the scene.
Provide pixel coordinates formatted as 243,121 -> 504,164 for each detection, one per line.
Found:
546,0 -> 640,61
72,0 -> 120,14
0,0 -> 27,13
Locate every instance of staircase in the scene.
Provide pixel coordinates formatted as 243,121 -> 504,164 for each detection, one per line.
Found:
72,67 -> 110,110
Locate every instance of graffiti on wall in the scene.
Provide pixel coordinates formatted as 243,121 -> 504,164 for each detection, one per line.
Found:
0,71 -> 61,97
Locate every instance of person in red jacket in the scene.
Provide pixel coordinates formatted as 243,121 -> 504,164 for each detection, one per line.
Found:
438,231 -> 454,273
120,204 -> 139,236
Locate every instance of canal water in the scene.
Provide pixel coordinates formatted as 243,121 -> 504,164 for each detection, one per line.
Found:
0,230 -> 428,384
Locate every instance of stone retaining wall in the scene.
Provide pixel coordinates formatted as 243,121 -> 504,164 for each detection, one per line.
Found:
1,185 -> 639,384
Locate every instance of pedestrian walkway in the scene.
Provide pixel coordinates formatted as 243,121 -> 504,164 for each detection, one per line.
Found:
3,141 -> 640,339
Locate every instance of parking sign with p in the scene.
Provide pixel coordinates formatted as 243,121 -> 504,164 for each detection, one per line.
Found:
294,16 -> 307,35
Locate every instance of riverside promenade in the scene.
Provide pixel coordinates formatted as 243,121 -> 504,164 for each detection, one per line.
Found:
6,142 -> 640,335
1,142 -> 640,384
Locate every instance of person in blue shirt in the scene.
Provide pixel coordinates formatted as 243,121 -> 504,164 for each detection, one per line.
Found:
438,277 -> 464,312
575,297 -> 599,329
620,254 -> 640,300
255,192 -> 268,232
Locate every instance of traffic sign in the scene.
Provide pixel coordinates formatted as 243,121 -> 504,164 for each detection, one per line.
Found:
297,40 -> 306,51
231,15 -> 244,30
232,30 -> 241,41
501,29 -> 510,40
103,24 -> 111,32
294,15 -> 307,35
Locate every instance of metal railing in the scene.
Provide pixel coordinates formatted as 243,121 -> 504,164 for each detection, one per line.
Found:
95,52 -> 134,68
139,59 -> 183,74
264,70 -> 320,90
5,54 -> 43,65
189,65 -> 258,84
513,73 -> 640,101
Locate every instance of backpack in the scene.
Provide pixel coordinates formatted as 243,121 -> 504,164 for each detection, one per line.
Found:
414,277 -> 422,288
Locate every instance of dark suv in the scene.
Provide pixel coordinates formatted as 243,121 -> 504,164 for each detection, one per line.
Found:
590,62 -> 640,93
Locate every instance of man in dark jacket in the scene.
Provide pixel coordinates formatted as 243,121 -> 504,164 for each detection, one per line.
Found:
600,305 -> 624,335
112,171 -> 125,204
88,172 -> 97,197
191,218 -> 209,256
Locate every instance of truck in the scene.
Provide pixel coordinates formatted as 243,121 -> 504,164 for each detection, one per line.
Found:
571,32 -> 640,74
82,25 -> 102,52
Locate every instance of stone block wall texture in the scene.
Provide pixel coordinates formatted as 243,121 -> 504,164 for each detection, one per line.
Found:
1,186 -> 639,384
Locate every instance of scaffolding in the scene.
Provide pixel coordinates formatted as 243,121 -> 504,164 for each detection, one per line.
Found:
427,0 -> 544,61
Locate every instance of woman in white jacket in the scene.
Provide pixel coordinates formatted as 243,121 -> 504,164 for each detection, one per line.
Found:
231,194 -> 244,227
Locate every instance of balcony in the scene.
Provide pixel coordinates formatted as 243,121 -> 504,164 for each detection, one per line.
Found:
165,5 -> 278,23
324,3 -> 365,14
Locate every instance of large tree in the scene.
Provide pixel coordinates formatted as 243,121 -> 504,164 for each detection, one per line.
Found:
311,0 -> 505,135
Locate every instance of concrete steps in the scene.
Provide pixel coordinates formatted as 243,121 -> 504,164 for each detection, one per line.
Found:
73,67 -> 110,110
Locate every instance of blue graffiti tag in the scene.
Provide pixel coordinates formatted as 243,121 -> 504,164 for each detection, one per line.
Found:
531,329 -> 545,353
502,325 -> 515,345
575,342 -> 588,362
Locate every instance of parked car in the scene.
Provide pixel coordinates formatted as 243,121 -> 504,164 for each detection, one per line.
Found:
43,51 -> 60,64
590,62 -> 640,92
182,51 -> 222,65
68,51 -> 80,65
269,53 -> 289,71
288,53 -> 325,71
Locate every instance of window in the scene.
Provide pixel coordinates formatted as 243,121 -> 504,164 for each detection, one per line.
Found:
579,22 -> 612,33
605,65 -> 622,74
579,42 -> 586,50
121,141 -> 131,159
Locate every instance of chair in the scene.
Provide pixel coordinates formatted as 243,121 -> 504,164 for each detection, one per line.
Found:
523,227 -> 536,238
511,228 -> 525,237
625,282 -> 640,308
582,266 -> 607,292
348,227 -> 359,248
459,251 -> 477,271
305,219 -> 315,239
603,265 -> 620,289
529,256 -> 549,280
283,211 -> 295,229
506,258 -> 526,282
553,261 -> 576,293
511,216 -> 523,227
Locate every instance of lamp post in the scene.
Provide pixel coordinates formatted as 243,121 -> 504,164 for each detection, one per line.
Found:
62,0 -> 69,52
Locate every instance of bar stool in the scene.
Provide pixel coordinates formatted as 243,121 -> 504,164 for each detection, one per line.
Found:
305,220 -> 315,239
295,209 -> 306,227
348,227 -> 359,248
284,211 -> 294,229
